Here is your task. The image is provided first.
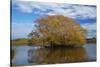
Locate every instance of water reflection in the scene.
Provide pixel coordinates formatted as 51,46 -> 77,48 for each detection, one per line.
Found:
28,47 -> 88,64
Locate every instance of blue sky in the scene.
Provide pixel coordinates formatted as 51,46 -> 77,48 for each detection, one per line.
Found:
11,0 -> 96,39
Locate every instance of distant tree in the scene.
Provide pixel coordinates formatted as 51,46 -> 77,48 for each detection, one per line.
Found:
92,37 -> 96,43
28,15 -> 86,46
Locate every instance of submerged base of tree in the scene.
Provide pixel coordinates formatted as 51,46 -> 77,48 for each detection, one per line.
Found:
42,44 -> 83,48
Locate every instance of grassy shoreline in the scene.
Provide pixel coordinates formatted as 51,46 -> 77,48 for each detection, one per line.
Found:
11,38 -> 29,46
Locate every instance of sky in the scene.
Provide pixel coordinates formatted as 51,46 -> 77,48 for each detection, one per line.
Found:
11,0 -> 96,39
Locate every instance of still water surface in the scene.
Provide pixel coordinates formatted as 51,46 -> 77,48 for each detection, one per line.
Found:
12,43 -> 96,65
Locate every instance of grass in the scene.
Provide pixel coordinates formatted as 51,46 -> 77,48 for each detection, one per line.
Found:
11,38 -> 29,46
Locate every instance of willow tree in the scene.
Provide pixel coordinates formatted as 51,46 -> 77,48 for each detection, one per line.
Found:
28,15 -> 86,46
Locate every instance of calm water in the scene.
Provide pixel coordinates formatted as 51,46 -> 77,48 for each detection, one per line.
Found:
12,43 -> 96,65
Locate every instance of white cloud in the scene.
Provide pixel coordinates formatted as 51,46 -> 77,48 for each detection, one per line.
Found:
82,23 -> 96,31
12,0 -> 96,19
81,23 -> 96,38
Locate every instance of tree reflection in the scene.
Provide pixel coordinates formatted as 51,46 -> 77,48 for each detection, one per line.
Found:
28,47 -> 87,64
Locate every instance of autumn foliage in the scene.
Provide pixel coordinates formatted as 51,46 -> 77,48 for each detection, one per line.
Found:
28,15 -> 86,47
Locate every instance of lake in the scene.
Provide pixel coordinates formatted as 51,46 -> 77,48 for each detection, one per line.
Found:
11,43 -> 96,66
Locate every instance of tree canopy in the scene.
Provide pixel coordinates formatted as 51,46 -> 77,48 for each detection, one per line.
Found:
28,15 -> 86,47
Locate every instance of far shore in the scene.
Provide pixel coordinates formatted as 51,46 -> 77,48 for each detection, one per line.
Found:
11,38 -> 96,46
